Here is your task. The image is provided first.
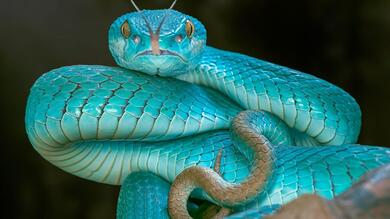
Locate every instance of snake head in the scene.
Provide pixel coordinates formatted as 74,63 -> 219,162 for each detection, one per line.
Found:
108,9 -> 207,76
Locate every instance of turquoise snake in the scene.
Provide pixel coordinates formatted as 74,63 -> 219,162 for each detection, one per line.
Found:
25,4 -> 390,218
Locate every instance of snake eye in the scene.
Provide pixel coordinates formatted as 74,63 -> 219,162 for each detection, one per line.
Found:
185,20 -> 195,38
121,21 -> 131,38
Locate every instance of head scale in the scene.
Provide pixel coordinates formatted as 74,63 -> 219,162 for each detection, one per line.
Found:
108,6 -> 207,77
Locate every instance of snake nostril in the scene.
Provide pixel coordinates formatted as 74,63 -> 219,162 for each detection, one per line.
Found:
133,35 -> 141,44
175,34 -> 183,43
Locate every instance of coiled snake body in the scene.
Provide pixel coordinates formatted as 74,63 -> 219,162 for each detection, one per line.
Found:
25,9 -> 390,218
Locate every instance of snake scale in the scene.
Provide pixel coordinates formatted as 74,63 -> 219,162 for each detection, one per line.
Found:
25,5 -> 390,219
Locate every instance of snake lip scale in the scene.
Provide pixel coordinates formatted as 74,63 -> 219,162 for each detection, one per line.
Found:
25,7 -> 390,219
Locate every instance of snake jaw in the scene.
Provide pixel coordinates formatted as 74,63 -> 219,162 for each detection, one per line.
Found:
134,49 -> 187,62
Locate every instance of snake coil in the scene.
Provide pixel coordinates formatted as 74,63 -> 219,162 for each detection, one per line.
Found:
25,7 -> 390,219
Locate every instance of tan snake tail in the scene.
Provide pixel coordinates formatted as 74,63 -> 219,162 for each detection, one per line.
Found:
168,110 -> 276,218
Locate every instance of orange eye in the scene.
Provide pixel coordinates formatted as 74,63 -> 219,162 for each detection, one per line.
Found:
121,21 -> 131,38
185,20 -> 195,38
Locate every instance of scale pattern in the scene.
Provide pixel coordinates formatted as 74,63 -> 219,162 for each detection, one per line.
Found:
25,65 -> 241,184
177,47 -> 361,146
26,61 -> 390,216
117,172 -> 170,219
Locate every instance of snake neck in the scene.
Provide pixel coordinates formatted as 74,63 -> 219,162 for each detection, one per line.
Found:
175,46 -> 362,146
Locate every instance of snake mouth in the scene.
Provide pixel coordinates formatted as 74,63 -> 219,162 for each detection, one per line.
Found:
135,49 -> 187,62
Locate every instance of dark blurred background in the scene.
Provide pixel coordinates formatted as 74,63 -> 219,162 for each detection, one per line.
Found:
1,0 -> 390,218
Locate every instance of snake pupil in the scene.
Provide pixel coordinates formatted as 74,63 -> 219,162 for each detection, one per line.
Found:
121,21 -> 131,38
185,20 -> 195,38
